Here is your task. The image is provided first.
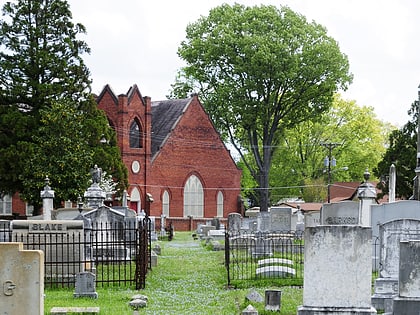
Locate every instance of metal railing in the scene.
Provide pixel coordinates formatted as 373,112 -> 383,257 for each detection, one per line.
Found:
5,217 -> 151,289
225,230 -> 304,286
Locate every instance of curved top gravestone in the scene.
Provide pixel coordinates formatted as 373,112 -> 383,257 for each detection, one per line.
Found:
379,218 -> 420,278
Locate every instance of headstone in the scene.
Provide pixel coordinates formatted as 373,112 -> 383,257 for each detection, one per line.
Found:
246,289 -> 264,303
372,218 -> 420,311
256,265 -> 296,278
251,233 -> 273,258
257,212 -> 270,232
0,242 -> 44,315
200,225 -> 216,237
211,217 -> 221,230
208,229 -> 225,238
84,206 -> 131,261
150,250 -> 158,267
298,225 -> 376,314
304,211 -> 320,228
265,289 -> 281,311
320,201 -> 359,225
371,200 -> 420,272
73,271 -> 98,299
269,207 -> 291,232
228,213 -> 242,232
160,214 -> 166,237
392,240 -> 420,314
371,200 -> 420,241
295,207 -> 305,232
11,220 -> 84,281
242,304 -> 258,315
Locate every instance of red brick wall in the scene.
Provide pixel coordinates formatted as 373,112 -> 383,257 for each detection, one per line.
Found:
149,96 -> 242,218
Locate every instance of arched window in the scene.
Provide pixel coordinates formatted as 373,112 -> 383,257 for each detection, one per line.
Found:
162,190 -> 170,216
183,175 -> 203,217
129,120 -> 142,148
0,194 -> 12,215
217,191 -> 224,217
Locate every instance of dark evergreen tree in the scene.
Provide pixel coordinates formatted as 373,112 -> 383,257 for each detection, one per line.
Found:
373,101 -> 418,199
0,0 -> 127,211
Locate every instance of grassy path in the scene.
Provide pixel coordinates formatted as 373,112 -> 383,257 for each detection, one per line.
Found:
44,232 -> 302,314
138,233 -> 243,314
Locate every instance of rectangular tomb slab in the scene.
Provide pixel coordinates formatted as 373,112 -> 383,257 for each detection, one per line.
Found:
0,242 -> 44,315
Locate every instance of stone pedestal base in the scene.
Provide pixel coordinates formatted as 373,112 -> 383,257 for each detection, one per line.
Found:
371,294 -> 395,313
392,296 -> 420,315
371,277 -> 398,311
297,306 -> 377,315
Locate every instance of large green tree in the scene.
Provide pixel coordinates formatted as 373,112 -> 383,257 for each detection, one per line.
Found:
269,95 -> 390,203
0,0 -> 127,211
374,101 -> 418,200
174,4 -> 352,211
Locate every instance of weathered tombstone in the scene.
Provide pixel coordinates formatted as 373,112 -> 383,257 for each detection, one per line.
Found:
84,206 -> 130,261
228,213 -> 242,232
257,212 -> 270,232
73,271 -> 98,299
251,233 -> 273,258
320,200 -> 359,225
392,240 -> 420,314
265,289 -> 282,311
304,211 -> 320,228
371,201 -> 420,238
246,289 -> 264,303
298,225 -> 376,314
11,220 -> 84,282
295,207 -> 305,232
372,218 -> 420,311
200,225 -> 216,237
0,242 -> 44,315
211,217 -> 221,230
269,207 -> 291,232
149,216 -> 157,241
370,200 -> 420,271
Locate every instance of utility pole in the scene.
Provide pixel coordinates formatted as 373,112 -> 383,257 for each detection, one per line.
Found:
413,84 -> 420,200
321,142 -> 341,203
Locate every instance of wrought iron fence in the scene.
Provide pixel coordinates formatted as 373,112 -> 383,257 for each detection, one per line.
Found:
5,217 -> 151,289
225,230 -> 304,286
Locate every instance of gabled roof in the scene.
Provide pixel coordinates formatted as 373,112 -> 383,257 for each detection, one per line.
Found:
96,84 -> 118,105
151,98 -> 191,157
329,182 -> 361,203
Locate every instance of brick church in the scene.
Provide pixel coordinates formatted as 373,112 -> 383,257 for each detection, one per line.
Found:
96,84 -> 242,220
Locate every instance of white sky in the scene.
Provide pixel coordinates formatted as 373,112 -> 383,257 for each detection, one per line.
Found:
69,0 -> 420,127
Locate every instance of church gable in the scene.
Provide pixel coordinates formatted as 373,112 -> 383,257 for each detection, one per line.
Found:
151,98 -> 190,158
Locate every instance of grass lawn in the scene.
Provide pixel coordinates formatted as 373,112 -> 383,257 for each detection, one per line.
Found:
44,231 -> 303,314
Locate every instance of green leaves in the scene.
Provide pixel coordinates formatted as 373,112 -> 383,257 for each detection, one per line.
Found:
0,0 -> 127,212
175,4 -> 352,209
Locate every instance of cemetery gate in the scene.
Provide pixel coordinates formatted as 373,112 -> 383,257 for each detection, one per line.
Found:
225,230 -> 304,286
6,216 -> 151,290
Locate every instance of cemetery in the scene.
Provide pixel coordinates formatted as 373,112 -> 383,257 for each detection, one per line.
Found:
2,143 -> 420,315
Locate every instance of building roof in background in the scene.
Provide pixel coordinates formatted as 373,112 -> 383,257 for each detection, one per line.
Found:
151,98 -> 191,157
